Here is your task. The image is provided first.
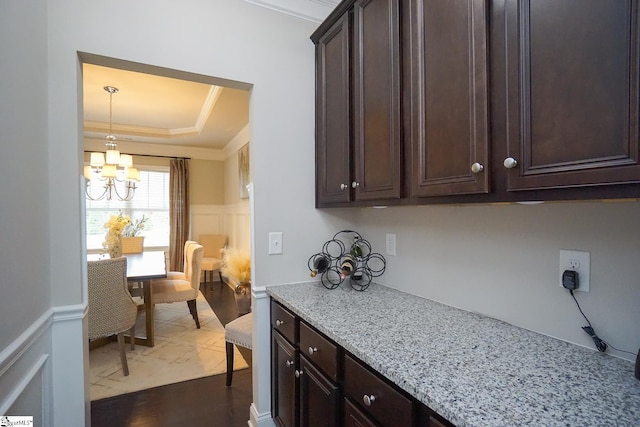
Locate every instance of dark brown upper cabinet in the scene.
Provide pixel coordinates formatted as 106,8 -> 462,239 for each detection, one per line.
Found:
312,0 -> 403,207
504,0 -> 640,191
352,0 -> 403,201
312,0 -> 640,207
409,0 -> 490,197
315,13 -> 352,205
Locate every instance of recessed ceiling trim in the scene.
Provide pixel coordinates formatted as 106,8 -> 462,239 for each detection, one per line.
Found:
194,86 -> 223,131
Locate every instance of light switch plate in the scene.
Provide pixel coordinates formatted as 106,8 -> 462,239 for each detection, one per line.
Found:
269,232 -> 283,255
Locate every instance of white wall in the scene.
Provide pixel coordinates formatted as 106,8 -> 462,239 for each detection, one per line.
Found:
0,0 -> 55,424
44,0 -> 341,425
351,201 -> 640,361
14,1 -> 637,425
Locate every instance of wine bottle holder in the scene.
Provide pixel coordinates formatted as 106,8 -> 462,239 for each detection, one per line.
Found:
307,230 -> 386,291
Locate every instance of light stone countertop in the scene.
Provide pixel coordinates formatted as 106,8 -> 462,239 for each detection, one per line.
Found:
266,281 -> 640,427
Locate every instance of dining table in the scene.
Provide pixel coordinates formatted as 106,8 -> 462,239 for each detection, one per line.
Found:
88,250 -> 167,347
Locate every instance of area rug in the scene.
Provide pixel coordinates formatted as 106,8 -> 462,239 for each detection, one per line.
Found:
89,292 -> 249,400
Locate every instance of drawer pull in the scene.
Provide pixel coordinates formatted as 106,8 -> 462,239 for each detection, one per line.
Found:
275,319 -> 284,326
295,370 -> 302,378
308,346 -> 318,355
363,395 -> 376,406
285,360 -> 294,367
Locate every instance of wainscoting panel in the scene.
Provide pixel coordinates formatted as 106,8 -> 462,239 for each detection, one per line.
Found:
191,203 -> 250,252
0,310 -> 52,426
190,205 -> 224,241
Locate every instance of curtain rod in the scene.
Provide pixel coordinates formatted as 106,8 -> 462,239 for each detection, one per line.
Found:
83,151 -> 191,160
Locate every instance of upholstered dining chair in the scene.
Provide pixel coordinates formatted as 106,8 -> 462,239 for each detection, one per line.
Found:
224,312 -> 252,386
151,243 -> 205,328
166,240 -> 198,280
199,234 -> 228,284
87,257 -> 138,376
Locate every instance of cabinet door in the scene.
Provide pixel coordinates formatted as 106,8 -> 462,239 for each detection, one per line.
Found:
353,0 -> 403,200
409,0 -> 490,197
344,398 -> 377,427
299,356 -> 339,427
272,331 -> 298,427
504,0 -> 640,190
316,12 -> 352,205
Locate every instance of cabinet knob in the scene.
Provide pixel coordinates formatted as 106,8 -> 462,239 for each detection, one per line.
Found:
275,319 -> 284,326
308,346 -> 318,355
363,395 -> 376,407
470,162 -> 484,174
351,181 -> 360,189
295,370 -> 302,378
285,360 -> 294,367
503,157 -> 518,169
340,183 -> 347,190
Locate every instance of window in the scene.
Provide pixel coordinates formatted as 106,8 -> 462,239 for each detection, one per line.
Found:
86,168 -> 170,251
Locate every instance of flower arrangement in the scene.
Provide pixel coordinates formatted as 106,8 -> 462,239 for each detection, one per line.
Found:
102,213 -> 148,257
122,214 -> 149,237
103,213 -> 130,257
221,247 -> 251,283
221,247 -> 251,314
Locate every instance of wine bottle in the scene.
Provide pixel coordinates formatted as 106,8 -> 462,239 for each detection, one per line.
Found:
310,255 -> 329,278
340,255 -> 355,279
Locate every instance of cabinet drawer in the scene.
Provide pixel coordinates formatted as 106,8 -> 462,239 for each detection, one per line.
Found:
299,321 -> 339,382
344,354 -> 413,427
271,300 -> 297,345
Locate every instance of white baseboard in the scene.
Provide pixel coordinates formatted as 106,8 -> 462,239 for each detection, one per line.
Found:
249,402 -> 276,427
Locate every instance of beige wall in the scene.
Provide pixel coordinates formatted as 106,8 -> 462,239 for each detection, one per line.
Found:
224,145 -> 249,205
190,158 -> 225,205
82,152 -> 224,205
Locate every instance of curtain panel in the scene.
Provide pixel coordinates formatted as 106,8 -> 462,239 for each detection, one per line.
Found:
169,158 -> 190,271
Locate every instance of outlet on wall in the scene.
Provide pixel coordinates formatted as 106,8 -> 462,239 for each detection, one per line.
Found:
559,250 -> 590,292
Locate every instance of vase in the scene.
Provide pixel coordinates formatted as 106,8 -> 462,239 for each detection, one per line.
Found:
122,236 -> 144,254
109,237 -> 123,258
234,281 -> 251,315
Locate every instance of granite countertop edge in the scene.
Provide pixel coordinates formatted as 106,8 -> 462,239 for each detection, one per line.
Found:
266,281 -> 640,427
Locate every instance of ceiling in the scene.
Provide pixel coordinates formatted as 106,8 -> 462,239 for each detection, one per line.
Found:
82,0 -> 340,156
83,63 -> 250,151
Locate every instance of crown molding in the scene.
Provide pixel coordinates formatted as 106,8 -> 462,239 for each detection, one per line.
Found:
242,0 -> 338,23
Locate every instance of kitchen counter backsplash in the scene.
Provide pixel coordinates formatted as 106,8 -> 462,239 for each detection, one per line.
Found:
267,281 -> 640,427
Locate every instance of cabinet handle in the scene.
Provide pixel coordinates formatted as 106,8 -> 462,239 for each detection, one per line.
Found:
351,181 -> 360,189
340,183 -> 347,190
275,319 -> 284,326
295,370 -> 302,378
285,360 -> 294,367
470,162 -> 484,174
308,346 -> 318,355
503,157 -> 518,169
363,395 -> 376,406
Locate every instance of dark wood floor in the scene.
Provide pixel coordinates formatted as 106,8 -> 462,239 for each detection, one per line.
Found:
91,280 -> 253,427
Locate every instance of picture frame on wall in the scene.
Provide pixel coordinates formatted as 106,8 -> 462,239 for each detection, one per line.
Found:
239,143 -> 250,199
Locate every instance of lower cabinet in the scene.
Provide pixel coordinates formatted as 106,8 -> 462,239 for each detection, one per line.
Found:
271,299 -> 455,427
299,356 -> 340,427
272,330 -> 298,427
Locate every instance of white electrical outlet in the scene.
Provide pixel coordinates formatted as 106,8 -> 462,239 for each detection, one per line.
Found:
269,232 -> 283,255
559,250 -> 590,292
386,233 -> 396,256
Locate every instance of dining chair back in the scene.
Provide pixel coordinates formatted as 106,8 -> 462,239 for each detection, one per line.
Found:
199,234 -> 228,284
166,240 -> 198,281
152,243 -> 205,328
87,257 -> 137,376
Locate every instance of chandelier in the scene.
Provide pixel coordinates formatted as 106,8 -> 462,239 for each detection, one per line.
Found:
84,86 -> 140,201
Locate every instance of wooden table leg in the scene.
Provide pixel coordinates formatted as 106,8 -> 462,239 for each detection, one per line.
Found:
124,279 -> 155,347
